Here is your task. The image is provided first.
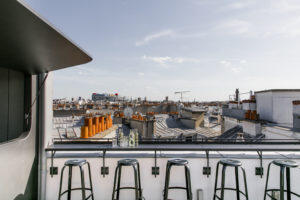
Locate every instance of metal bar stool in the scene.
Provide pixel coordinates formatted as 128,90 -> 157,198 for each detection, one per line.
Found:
213,159 -> 248,200
112,158 -> 143,200
264,160 -> 300,200
58,159 -> 94,200
163,159 -> 192,200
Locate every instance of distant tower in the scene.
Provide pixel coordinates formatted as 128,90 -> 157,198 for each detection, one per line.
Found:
165,96 -> 169,102
235,88 -> 239,101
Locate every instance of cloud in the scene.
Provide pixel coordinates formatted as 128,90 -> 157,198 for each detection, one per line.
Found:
135,29 -> 206,46
142,55 -> 201,67
138,72 -> 145,76
135,29 -> 175,46
226,1 -> 253,10
240,59 -> 247,64
219,60 -> 231,67
142,55 -> 172,66
278,17 -> 300,37
216,19 -> 252,36
267,0 -> 300,14
219,59 -> 246,74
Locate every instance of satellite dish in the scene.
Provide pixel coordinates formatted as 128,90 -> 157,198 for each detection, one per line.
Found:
178,103 -> 184,109
124,107 -> 133,118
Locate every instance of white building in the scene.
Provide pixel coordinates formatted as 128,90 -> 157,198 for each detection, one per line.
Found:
255,89 -> 300,127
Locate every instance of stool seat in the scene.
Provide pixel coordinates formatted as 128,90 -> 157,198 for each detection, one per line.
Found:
220,159 -> 242,167
272,160 -> 298,168
118,158 -> 138,166
264,159 -> 300,200
59,159 -> 94,200
65,159 -> 87,166
168,159 -> 188,166
213,159 -> 248,200
164,159 -> 192,200
112,159 -> 142,200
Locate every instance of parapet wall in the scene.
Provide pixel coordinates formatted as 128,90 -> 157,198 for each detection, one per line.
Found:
130,120 -> 155,138
53,109 -> 86,117
134,104 -> 178,114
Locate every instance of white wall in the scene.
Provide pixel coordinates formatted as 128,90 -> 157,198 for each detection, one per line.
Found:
0,76 -> 37,199
46,152 -> 300,200
272,92 -> 300,126
242,121 -> 261,136
256,91 -> 300,126
223,117 -> 241,132
255,91 -> 273,123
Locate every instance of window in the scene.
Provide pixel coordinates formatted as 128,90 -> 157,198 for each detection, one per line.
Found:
0,68 -> 31,143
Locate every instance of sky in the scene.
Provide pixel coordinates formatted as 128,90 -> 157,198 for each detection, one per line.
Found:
25,0 -> 300,101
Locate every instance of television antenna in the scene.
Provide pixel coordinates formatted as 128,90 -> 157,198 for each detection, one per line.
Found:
124,107 -> 133,118
174,91 -> 190,102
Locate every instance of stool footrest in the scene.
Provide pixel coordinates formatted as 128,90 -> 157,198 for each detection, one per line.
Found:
167,186 -> 189,190
60,187 -> 92,196
85,194 -> 93,200
215,187 -> 247,196
266,189 -> 300,197
115,186 -> 141,190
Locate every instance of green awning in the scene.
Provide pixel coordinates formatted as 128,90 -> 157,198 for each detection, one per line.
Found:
0,0 -> 92,74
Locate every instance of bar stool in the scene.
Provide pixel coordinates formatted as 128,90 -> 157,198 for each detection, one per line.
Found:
163,159 -> 192,200
213,159 -> 248,200
112,158 -> 143,200
58,159 -> 94,200
264,160 -> 300,200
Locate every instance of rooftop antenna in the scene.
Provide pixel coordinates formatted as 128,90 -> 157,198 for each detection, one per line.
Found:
235,88 -> 239,101
174,91 -> 190,102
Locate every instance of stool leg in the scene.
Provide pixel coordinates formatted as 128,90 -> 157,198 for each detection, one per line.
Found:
163,162 -> 171,200
263,162 -> 272,200
112,165 -> 120,200
67,166 -> 73,200
235,167 -> 240,200
241,167 -> 249,200
184,165 -> 192,200
116,165 -> 122,200
137,162 -> 142,198
280,166 -> 285,200
87,162 -> 95,200
220,165 -> 227,200
286,167 -> 291,200
133,164 -> 139,200
79,166 -> 86,200
213,162 -> 220,200
58,166 -> 66,200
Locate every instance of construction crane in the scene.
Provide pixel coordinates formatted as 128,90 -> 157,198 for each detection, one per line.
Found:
174,91 -> 190,102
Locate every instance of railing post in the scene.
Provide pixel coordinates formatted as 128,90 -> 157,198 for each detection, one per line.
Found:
50,150 -> 57,177
203,150 -> 211,177
101,150 -> 109,177
152,150 -> 159,177
256,151 -> 263,178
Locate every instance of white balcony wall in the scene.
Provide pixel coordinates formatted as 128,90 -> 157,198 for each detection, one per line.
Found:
46,152 -> 300,200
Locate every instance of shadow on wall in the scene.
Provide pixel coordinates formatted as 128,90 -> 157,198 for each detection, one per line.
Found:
14,157 -> 38,200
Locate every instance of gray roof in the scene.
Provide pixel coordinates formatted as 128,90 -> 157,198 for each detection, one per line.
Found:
255,89 -> 300,94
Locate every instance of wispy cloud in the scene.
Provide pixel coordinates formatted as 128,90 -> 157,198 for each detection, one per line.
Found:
135,29 -> 206,46
266,0 -> 300,14
278,17 -> 300,37
135,29 -> 175,46
142,55 -> 201,67
226,1 -> 254,10
219,59 -> 247,74
215,19 -> 252,36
